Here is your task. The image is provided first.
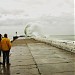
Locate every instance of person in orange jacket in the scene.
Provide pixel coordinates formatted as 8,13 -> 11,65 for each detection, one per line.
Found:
1,34 -> 11,65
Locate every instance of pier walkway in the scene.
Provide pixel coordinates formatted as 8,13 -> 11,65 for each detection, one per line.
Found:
0,38 -> 75,75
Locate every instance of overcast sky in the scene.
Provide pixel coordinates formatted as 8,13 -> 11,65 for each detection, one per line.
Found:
0,0 -> 74,36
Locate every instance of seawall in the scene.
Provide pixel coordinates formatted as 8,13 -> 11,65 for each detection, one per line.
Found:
32,37 -> 75,53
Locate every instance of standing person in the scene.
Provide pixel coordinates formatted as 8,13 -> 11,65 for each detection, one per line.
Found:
0,34 -> 2,64
1,34 -> 11,65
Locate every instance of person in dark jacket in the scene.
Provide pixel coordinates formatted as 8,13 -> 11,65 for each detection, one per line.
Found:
0,34 -> 2,64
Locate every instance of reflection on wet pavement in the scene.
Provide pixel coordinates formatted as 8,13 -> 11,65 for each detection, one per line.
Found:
0,65 -> 10,75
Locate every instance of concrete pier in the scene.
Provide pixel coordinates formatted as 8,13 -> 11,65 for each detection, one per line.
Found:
0,38 -> 75,75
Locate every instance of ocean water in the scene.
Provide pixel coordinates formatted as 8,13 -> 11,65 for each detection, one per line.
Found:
49,35 -> 75,41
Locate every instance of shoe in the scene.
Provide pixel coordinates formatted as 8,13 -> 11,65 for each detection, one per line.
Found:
2,63 -> 5,66
0,62 -> 3,64
7,63 -> 11,65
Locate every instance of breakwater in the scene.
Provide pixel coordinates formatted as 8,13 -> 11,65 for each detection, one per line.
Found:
32,37 -> 75,53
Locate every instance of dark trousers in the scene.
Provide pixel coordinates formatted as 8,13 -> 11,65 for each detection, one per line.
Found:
0,50 -> 2,64
3,50 -> 10,65
0,50 -> 1,57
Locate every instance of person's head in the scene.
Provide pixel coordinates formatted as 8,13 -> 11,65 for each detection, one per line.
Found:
4,34 -> 8,38
0,34 -> 1,37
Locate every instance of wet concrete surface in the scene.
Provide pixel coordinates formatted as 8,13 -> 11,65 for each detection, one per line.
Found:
0,38 -> 75,75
